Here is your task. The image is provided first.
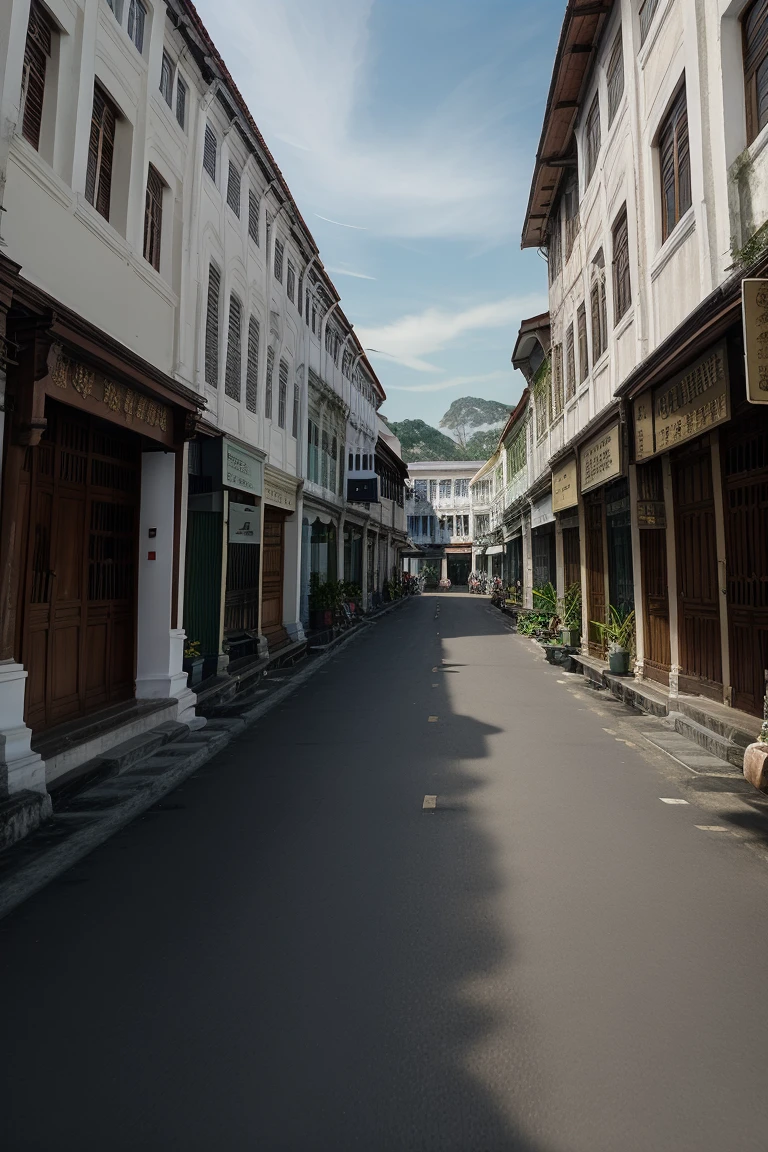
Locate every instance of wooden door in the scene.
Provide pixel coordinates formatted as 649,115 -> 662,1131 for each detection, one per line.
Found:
722,417 -> 768,715
562,526 -> 580,590
262,505 -> 288,649
638,460 -> 670,685
672,441 -> 722,699
585,494 -> 606,656
21,403 -> 139,731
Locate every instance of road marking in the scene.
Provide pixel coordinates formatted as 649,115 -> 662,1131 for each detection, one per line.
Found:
556,679 -> 567,684
616,738 -> 637,747
423,795 -> 437,810
660,798 -> 689,804
432,667 -> 438,672
602,727 -> 616,734
432,683 -> 439,687
695,825 -> 731,832
428,715 -> 438,722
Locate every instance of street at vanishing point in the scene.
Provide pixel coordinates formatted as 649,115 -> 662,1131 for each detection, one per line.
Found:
2,594 -> 768,1151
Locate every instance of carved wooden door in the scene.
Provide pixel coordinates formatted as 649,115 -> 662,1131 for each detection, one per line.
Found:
672,440 -> 722,700
261,505 -> 288,650
637,459 -> 670,686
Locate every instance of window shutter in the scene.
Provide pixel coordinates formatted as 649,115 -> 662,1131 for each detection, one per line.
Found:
203,124 -> 217,181
278,358 -> 288,428
265,347 -> 275,419
85,85 -> 116,221
659,86 -> 690,240
127,0 -> 146,52
744,1 -> 768,142
639,0 -> 660,45
204,263 -> 221,387
607,30 -> 624,125
287,262 -> 296,304
21,2 -> 51,152
246,316 -> 259,412
590,282 -> 601,361
612,206 -> 631,322
160,52 -> 173,106
585,93 -> 601,185
143,164 -> 164,271
292,381 -> 300,438
565,325 -> 576,401
227,162 -> 241,216
175,76 -> 187,129
274,239 -> 284,283
577,302 -> 589,382
248,190 -> 259,243
224,295 -> 242,401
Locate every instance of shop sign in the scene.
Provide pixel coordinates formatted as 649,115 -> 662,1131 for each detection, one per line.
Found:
531,492 -> 554,527
228,502 -> 261,544
636,500 -> 666,528
634,343 -> 729,459
580,422 -> 621,493
743,279 -> 768,403
264,480 -> 296,512
552,458 -> 578,512
224,439 -> 264,496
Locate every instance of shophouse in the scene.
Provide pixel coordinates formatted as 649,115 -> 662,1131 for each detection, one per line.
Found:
405,460 -> 485,585
520,0 -> 768,723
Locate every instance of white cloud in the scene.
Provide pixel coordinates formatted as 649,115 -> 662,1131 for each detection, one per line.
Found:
327,267 -> 376,280
357,293 -> 547,372
387,372 -> 508,394
194,0 -> 528,241
316,215 -> 368,231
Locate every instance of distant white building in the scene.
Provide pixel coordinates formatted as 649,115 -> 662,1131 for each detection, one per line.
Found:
405,460 -> 485,585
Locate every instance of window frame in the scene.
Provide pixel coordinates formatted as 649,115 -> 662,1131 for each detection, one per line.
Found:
20,1 -> 52,153
639,0 -> 661,47
265,347 -> 275,420
143,163 -> 164,272
175,74 -> 187,130
245,316 -> 259,413
584,92 -> 601,186
743,0 -> 768,145
224,294 -> 242,402
159,52 -> 173,107
606,29 -> 624,126
658,82 -> 691,243
577,301 -> 589,383
204,262 -> 221,388
611,204 -> 631,323
278,358 -> 288,428
203,123 -> 217,183
85,83 -> 117,222
226,161 -> 241,217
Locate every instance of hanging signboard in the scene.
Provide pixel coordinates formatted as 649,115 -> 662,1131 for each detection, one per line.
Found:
223,439 -> 264,496
580,422 -> 622,493
742,279 -> 768,403
228,502 -> 261,544
633,343 -> 729,459
552,458 -> 578,512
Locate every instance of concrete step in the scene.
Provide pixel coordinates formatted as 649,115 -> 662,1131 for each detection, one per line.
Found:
641,728 -> 741,776
675,698 -> 759,751
669,712 -> 746,769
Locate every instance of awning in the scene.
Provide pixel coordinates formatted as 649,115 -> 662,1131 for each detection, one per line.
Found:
486,544 -> 503,555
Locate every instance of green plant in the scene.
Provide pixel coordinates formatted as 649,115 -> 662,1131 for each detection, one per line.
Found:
341,581 -> 362,604
559,582 -> 582,630
592,606 -> 636,654
532,582 -> 558,617
517,610 -> 552,636
421,563 -> 439,584
184,639 -> 201,660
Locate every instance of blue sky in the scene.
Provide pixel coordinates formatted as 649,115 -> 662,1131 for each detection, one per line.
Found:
195,0 -> 564,427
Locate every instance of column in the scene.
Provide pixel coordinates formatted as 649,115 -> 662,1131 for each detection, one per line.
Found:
710,431 -> 731,705
282,499 -> 305,643
662,454 -> 681,698
136,450 -> 199,726
554,515 -> 565,602
577,490 -> 588,653
523,510 -> 534,608
337,515 -> 345,583
628,462 -> 645,679
440,556 -> 448,581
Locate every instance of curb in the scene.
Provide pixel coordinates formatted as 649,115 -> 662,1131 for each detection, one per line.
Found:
0,599 -> 412,921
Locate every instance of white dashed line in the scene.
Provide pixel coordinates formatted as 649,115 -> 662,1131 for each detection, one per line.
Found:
428,716 -> 438,723
696,825 -> 731,832
432,683 -> 438,687
423,795 -> 437,810
660,798 -> 689,805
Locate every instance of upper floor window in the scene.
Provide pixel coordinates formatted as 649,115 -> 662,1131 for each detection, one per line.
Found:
274,238 -> 284,283
246,316 -> 259,414
590,257 -> 608,363
548,214 -> 562,283
584,93 -> 601,185
639,0 -> 660,47
143,164 -> 164,272
248,190 -> 259,244
20,1 -> 52,153
278,358 -> 288,428
85,84 -> 117,221
204,263 -> 221,387
292,380 -> 300,438
159,52 -> 173,107
659,83 -> 691,242
565,324 -> 576,402
743,0 -> 768,144
564,176 -> 579,261
227,162 -> 241,216
287,261 -> 296,304
612,205 -> 631,322
455,478 -> 469,498
225,295 -> 243,402
127,0 -> 146,52
607,30 -> 624,125
439,479 -> 452,500
175,75 -> 187,130
265,347 -> 275,419
552,342 -> 564,416
203,124 -> 217,182
577,301 -> 589,383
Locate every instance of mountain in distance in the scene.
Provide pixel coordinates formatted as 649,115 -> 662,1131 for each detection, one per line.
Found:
386,396 -> 512,464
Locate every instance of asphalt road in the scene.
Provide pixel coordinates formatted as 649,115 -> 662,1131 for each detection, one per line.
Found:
3,594 -> 768,1151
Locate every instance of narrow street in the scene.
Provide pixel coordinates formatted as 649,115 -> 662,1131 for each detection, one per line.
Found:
1,595 -> 767,1150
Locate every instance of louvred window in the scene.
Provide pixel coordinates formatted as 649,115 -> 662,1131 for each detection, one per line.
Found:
85,84 -> 117,221
21,1 -> 52,152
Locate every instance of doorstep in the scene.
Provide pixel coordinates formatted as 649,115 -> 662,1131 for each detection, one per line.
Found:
567,651 -> 761,769
31,698 -> 180,789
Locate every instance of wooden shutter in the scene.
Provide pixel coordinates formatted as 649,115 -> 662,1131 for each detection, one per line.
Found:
585,93 -> 601,185
203,124 -> 217,181
274,239 -> 284,282
248,190 -> 259,243
744,1 -> 768,143
565,324 -> 576,401
246,316 -> 259,412
21,1 -> 51,152
659,86 -> 690,241
143,164 -> 163,271
227,162 -> 241,216
612,205 -> 631,321
607,30 -> 624,125
292,382 -> 300,437
577,302 -> 589,381
278,358 -> 288,428
224,295 -> 242,401
590,282 -> 602,361
85,85 -> 117,221
204,263 -> 220,387
265,347 -> 275,419
175,76 -> 187,129
639,0 -> 660,46
287,262 -> 295,303
553,344 -> 564,415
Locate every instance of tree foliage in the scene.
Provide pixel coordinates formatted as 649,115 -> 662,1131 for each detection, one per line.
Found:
386,419 -> 463,463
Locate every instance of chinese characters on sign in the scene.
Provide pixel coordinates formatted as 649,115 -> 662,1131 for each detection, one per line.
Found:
742,279 -> 768,403
552,458 -> 578,512
633,343 -> 729,459
580,422 -> 621,493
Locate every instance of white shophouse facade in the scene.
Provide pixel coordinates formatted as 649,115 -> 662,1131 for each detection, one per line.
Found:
405,460 -> 485,584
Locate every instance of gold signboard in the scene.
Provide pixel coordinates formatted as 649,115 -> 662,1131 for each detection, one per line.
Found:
743,278 -> 768,403
632,343 -> 729,459
552,458 -> 578,512
580,422 -> 621,494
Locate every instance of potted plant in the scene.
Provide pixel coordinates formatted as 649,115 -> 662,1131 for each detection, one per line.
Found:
308,573 -> 335,631
559,582 -> 582,647
592,606 -> 636,675
183,639 -> 204,687
421,563 -> 439,589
